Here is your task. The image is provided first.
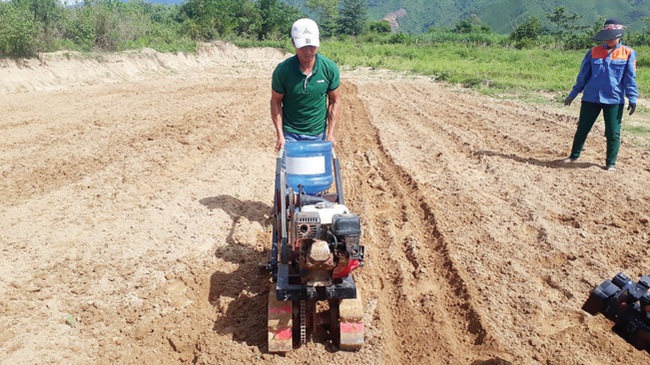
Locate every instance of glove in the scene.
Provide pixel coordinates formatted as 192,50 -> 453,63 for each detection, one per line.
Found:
564,96 -> 575,106
628,103 -> 636,116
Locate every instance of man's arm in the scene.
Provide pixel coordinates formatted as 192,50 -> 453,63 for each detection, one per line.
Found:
569,49 -> 593,99
624,49 -> 638,104
271,90 -> 285,151
326,88 -> 341,149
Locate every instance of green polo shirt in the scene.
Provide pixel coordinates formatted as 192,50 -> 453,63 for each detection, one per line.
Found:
271,54 -> 340,136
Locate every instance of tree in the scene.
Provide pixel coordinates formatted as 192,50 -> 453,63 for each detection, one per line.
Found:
337,0 -> 366,36
510,16 -> 542,41
232,0 -> 262,39
546,6 -> 587,37
12,0 -> 62,29
258,0 -> 301,40
305,0 -> 337,37
0,2 -> 37,55
179,0 -> 242,40
11,0 -> 64,50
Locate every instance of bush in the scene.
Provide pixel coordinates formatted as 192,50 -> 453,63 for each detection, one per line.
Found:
0,3 -> 37,56
368,20 -> 391,34
388,33 -> 409,44
562,33 -> 594,50
510,16 -> 541,42
514,39 -> 538,49
63,7 -> 97,51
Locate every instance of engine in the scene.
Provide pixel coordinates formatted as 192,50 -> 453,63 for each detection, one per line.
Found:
291,201 -> 363,287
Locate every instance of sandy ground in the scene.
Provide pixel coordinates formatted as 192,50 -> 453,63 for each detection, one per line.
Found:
1,41 -> 650,365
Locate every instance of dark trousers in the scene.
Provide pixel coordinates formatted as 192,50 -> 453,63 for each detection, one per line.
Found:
569,102 -> 623,167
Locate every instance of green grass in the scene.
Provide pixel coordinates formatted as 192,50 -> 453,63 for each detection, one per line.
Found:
624,121 -> 650,148
625,124 -> 650,134
318,39 -> 650,99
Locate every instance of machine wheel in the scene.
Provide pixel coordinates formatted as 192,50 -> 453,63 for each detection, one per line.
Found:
268,285 -> 293,352
336,291 -> 364,351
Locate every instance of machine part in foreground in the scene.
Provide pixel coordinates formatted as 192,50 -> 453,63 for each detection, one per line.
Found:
267,142 -> 365,352
267,285 -> 292,352
582,272 -> 650,351
337,291 -> 365,350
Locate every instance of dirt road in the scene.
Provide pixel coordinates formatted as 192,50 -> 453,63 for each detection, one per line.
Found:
1,42 -> 649,364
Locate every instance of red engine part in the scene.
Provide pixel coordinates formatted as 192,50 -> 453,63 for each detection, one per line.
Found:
333,258 -> 359,279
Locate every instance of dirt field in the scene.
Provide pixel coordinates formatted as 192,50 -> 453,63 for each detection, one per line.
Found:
1,41 -> 650,365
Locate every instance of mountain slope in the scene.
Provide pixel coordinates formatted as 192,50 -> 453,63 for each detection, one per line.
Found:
281,0 -> 650,34
138,0 -> 650,34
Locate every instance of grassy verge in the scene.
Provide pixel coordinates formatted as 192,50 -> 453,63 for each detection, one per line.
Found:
318,39 -> 649,97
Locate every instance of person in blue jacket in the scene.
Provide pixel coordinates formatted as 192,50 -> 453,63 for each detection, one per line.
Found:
562,19 -> 638,172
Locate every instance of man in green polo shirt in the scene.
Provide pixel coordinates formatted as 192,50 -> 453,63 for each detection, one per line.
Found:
271,18 -> 341,151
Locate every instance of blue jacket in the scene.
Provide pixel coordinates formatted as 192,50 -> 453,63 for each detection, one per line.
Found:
569,42 -> 638,105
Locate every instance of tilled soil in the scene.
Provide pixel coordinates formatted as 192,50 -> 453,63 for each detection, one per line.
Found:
1,42 -> 649,365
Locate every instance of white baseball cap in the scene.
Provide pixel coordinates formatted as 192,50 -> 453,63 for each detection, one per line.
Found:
291,18 -> 320,49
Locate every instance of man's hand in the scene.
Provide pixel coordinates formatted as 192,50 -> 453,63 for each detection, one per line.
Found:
564,96 -> 575,106
275,136 -> 285,152
326,132 -> 337,150
628,103 -> 636,116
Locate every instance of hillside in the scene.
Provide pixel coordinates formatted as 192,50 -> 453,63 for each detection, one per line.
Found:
280,0 -> 650,34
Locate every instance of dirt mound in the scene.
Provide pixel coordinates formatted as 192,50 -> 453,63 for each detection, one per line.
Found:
0,41 -> 287,94
1,43 -> 649,364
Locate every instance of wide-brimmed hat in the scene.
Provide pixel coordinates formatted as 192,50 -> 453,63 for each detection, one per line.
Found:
593,19 -> 626,41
